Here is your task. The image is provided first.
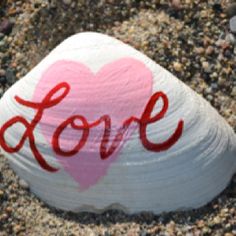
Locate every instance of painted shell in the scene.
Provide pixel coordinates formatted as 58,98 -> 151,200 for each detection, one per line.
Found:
0,32 -> 235,214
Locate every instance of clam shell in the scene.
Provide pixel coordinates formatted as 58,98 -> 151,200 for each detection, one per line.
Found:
0,32 -> 235,214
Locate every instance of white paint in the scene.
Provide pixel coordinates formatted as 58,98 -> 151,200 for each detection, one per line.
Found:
0,32 -> 235,214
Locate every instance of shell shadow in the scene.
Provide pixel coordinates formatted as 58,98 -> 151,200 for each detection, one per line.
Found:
44,175 -> 236,226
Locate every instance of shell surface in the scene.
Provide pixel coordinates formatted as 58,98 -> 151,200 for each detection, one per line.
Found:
0,32 -> 235,214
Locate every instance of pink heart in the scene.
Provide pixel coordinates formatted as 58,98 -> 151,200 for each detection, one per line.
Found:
33,58 -> 152,190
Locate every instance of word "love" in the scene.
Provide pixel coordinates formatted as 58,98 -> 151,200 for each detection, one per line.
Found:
0,82 -> 184,172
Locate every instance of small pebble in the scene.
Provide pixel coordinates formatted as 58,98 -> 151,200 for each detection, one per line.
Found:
211,83 -> 218,90
0,32 -> 4,40
13,224 -> 22,234
0,69 -> 6,77
205,87 -> 212,94
19,179 -> 29,190
202,61 -> 211,73
224,233 -> 233,236
0,213 -> 8,221
0,189 -> 4,198
173,62 -> 182,72
231,87 -> 236,97
224,49 -> 232,58
226,3 -> 236,18
206,46 -> 214,55
63,0 -> 72,5
170,0 -> 181,10
0,87 -> 4,97
206,94 -> 213,101
218,78 -> 225,87
6,206 -> 12,214
5,68 -> 15,85
0,77 -> 7,85
229,16 -> 236,33
0,18 -> 14,35
195,47 -> 205,54
213,3 -> 222,13
213,216 -> 221,225
0,41 -> 5,48
225,33 -> 236,45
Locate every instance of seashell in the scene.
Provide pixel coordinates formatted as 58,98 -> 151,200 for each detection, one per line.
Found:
0,32 -> 235,214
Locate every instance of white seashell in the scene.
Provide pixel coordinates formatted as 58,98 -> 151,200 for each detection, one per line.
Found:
0,32 -> 235,214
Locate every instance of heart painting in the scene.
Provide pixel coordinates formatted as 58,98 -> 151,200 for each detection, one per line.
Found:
33,58 -> 153,189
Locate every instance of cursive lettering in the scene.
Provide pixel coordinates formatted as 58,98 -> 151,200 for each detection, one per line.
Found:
0,82 -> 184,172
